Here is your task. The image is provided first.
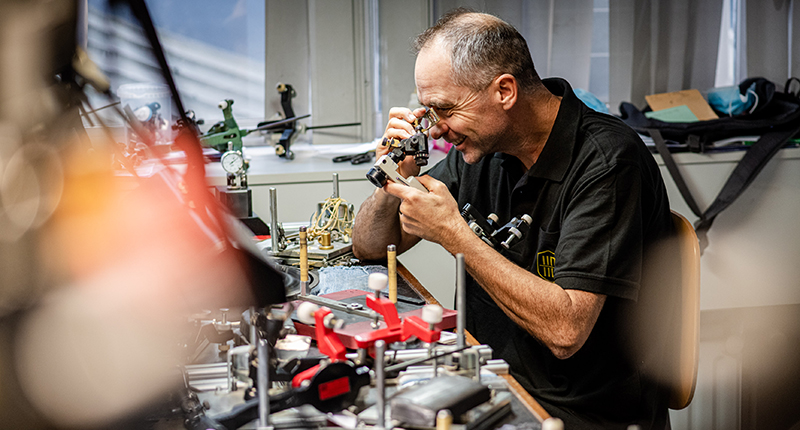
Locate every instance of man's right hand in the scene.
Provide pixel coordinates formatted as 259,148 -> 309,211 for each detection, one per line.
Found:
380,107 -> 428,180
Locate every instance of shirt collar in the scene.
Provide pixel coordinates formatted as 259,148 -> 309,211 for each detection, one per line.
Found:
524,77 -> 583,182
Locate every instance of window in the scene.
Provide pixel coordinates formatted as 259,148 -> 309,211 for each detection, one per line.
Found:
589,0 -> 610,104
715,0 -> 739,87
86,0 -> 265,125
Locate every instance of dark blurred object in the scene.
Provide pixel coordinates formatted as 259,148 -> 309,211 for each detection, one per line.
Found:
390,375 -> 491,427
0,0 -> 286,428
332,150 -> 374,165
0,0 -> 81,321
106,0 -> 286,307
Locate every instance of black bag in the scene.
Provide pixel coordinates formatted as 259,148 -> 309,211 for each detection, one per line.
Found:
619,77 -> 800,252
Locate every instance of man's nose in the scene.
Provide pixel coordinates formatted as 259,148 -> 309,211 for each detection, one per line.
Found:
428,121 -> 448,140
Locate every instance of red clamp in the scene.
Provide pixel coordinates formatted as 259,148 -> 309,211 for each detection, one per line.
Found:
401,315 -> 441,344
292,306 -> 347,388
314,307 -> 347,362
352,295 -> 403,349
367,294 -> 402,327
353,295 -> 441,349
292,363 -> 322,388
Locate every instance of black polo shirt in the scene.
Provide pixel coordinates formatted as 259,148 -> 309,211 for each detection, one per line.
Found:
426,78 -> 673,429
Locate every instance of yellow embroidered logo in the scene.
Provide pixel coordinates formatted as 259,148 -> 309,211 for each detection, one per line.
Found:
536,250 -> 556,281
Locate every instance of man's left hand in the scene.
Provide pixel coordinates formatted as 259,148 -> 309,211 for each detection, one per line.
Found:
382,175 -> 467,248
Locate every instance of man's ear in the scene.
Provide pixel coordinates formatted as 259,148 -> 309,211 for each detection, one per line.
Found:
494,74 -> 518,110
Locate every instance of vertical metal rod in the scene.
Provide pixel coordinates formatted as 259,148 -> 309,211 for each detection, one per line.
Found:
456,253 -> 466,349
226,348 -> 234,391
269,187 -> 279,253
249,306 -> 257,346
299,226 -> 308,296
474,350 -> 481,382
429,327 -> 437,378
226,345 -> 251,392
387,244 -> 397,303
372,286 -> 381,329
375,339 -> 387,429
332,172 -> 340,199
257,339 -> 271,428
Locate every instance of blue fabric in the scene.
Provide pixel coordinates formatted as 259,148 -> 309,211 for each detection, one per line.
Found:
311,265 -> 388,296
707,82 -> 757,116
573,88 -> 610,114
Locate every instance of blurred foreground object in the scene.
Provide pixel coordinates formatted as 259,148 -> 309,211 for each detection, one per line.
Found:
0,0 -> 285,427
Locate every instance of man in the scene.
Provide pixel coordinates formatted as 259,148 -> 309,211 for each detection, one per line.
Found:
353,9 -> 674,429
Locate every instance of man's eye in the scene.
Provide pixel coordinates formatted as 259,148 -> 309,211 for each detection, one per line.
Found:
435,107 -> 453,117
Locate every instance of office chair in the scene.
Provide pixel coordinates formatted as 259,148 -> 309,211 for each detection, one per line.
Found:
668,210 -> 701,410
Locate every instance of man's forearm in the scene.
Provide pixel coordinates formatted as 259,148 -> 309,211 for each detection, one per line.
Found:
352,188 -> 411,260
373,174 -> 604,358
439,223 -> 605,359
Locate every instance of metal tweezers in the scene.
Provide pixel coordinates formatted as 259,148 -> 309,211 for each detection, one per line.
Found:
332,150 -> 374,164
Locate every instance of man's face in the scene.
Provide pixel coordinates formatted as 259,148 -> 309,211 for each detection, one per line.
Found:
414,43 -> 505,164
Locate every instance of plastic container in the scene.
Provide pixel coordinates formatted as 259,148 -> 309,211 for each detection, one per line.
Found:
117,83 -> 173,147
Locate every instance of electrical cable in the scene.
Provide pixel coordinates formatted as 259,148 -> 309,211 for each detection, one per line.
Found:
307,197 -> 355,243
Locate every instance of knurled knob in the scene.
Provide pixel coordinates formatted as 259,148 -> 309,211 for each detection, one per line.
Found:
542,418 -> 564,430
368,273 -> 388,292
296,301 -> 319,325
422,304 -> 444,324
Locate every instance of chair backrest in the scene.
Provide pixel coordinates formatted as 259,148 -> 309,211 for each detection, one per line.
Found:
668,210 -> 701,410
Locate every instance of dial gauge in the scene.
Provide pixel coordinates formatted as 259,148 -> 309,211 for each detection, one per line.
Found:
221,151 -> 245,174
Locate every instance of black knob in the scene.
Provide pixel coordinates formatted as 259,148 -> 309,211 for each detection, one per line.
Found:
366,167 -> 388,188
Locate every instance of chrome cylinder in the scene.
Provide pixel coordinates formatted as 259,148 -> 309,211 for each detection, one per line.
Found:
257,339 -> 271,428
269,187 -> 279,252
375,340 -> 387,429
332,172 -> 339,199
456,253 -> 466,349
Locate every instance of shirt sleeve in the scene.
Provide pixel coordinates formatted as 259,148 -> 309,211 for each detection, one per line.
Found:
554,161 -> 645,301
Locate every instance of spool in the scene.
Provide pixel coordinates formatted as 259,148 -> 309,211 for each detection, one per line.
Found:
319,231 -> 334,250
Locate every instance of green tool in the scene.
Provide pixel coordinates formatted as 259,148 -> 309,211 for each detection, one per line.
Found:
199,98 -> 310,155
199,99 -> 248,153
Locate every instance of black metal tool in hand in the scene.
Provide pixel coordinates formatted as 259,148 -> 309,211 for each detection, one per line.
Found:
461,203 -> 533,250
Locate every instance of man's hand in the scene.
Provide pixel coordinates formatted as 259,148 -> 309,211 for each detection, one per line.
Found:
383,174 -> 604,359
352,106 -> 429,261
383,175 -> 468,249
381,107 -> 428,179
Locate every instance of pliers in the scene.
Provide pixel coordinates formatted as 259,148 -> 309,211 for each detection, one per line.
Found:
332,150 -> 374,164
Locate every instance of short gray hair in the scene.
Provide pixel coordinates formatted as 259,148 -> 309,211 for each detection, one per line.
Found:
413,8 -> 540,94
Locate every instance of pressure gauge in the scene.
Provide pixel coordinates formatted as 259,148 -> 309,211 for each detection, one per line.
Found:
221,150 -> 245,175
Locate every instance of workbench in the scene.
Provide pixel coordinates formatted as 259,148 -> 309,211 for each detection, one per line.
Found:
204,142 -> 458,310
184,261 -> 549,429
